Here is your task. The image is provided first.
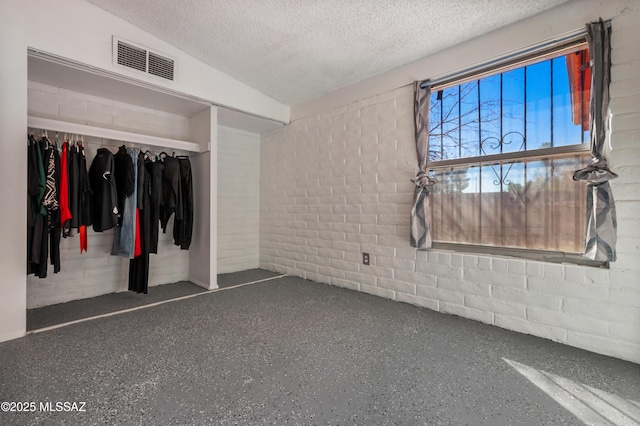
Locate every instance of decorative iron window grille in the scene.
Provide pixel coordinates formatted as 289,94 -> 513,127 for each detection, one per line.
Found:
428,44 -> 593,259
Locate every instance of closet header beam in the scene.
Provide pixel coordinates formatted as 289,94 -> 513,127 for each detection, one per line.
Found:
27,116 -> 202,153
28,48 -> 289,128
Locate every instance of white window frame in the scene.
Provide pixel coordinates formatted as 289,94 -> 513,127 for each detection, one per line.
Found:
423,33 -> 606,267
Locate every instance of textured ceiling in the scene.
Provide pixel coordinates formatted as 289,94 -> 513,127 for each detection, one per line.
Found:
86,0 -> 572,105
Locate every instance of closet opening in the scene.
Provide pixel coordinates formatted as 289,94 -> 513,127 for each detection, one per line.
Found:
26,50 -> 218,323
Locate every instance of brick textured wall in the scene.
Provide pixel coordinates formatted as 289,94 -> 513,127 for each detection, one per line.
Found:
217,126 -> 260,273
28,81 -> 192,141
260,9 -> 640,363
27,82 -> 191,308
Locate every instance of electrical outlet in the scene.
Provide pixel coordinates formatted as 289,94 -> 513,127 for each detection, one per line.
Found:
363,253 -> 370,265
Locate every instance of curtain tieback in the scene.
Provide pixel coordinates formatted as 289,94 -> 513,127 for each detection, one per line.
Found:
573,156 -> 618,185
411,171 -> 438,188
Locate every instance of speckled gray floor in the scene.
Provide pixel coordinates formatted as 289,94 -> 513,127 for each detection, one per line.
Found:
27,269 -> 280,331
27,281 -> 207,331
3,275 -> 639,425
217,268 -> 283,288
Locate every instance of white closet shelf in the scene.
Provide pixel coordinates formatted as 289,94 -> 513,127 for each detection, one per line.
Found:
27,116 -> 203,153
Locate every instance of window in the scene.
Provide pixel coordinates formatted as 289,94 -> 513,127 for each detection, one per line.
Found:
428,42 -> 592,258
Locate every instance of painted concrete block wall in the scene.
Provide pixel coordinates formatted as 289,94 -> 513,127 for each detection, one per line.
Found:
217,126 -> 260,273
28,81 -> 192,141
27,82 -> 190,308
27,217 -> 189,308
260,6 -> 640,363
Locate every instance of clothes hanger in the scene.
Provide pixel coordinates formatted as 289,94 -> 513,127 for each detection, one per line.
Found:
79,136 -> 86,156
41,129 -> 51,148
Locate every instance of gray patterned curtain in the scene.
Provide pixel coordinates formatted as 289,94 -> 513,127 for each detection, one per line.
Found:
573,20 -> 618,262
410,81 -> 438,248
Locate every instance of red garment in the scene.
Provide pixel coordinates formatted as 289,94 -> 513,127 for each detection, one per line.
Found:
134,208 -> 142,257
79,225 -> 87,253
59,142 -> 72,225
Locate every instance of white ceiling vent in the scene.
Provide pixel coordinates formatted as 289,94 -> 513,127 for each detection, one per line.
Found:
148,52 -> 174,81
113,37 -> 176,81
116,40 -> 146,72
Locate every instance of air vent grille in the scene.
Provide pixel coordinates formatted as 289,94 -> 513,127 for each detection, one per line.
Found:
117,41 -> 146,72
114,37 -> 176,81
148,52 -> 174,81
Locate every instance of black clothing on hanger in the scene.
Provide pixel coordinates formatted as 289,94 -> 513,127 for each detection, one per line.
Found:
77,144 -> 93,227
113,145 -> 135,226
66,144 -> 80,233
88,148 -> 118,232
49,147 -> 61,273
136,151 -> 145,210
29,139 -> 51,278
27,137 -> 39,274
160,156 -> 182,233
146,159 -> 164,254
174,157 -> 193,250
129,155 -> 151,294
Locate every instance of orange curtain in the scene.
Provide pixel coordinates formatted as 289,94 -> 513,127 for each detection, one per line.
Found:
566,49 -> 591,131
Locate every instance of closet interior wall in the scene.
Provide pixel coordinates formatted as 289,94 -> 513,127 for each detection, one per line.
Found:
217,126 -> 261,274
27,80 -> 200,308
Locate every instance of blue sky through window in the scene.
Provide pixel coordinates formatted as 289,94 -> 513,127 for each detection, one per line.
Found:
429,50 -> 588,159
428,49 -> 590,193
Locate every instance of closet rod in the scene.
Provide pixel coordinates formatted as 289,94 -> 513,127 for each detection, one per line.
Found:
27,116 -> 202,153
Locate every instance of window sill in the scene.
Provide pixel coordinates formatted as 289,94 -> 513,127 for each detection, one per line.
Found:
423,242 -> 608,268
